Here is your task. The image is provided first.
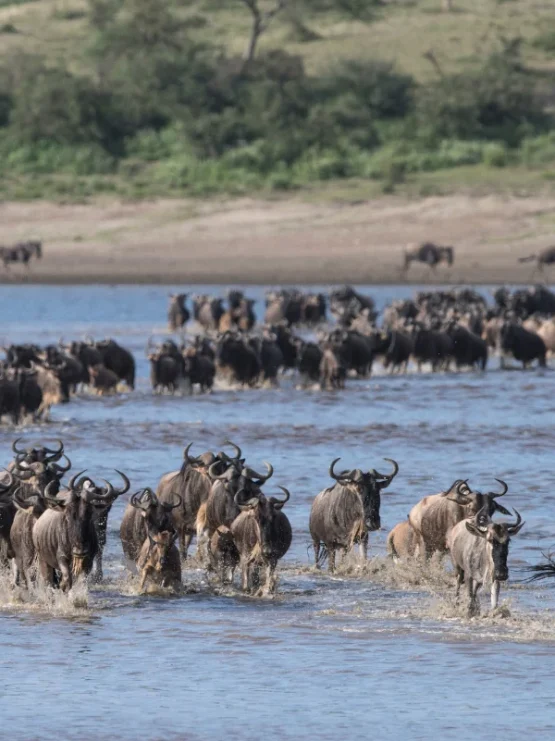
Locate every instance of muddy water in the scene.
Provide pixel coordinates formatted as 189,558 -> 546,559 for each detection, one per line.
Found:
1,285 -> 555,741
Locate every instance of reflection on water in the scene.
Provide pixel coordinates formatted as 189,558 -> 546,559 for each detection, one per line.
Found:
1,285 -> 555,741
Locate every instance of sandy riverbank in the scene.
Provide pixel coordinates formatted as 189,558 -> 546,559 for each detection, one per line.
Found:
0,194 -> 554,284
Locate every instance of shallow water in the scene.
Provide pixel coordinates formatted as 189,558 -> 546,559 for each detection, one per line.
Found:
1,284 -> 555,741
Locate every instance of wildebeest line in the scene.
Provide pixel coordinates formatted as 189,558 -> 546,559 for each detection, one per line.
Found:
1,283 -> 555,424
0,437 -> 544,616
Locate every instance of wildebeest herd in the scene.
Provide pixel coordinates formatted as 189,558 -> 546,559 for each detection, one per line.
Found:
1,283 -> 555,423
0,436 -> 549,616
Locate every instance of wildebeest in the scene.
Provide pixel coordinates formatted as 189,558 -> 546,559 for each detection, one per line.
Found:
499,322 -> 546,369
32,473 -> 116,591
387,518 -> 420,560
403,242 -> 454,271
319,345 -> 346,391
194,296 -> 225,331
148,341 -> 184,394
0,373 -> 20,425
412,326 -> 453,372
519,246 -> 555,274
208,525 -> 240,584
168,294 -> 190,332
95,339 -> 135,390
182,346 -> 215,393
0,470 -> 16,564
309,457 -> 399,572
89,364 -> 119,395
445,323 -> 488,371
408,479 -> 512,559
120,487 -> 180,569
137,529 -> 181,593
448,507 -> 523,616
217,332 -> 260,386
373,330 -> 413,373
297,341 -> 323,386
231,486 -> 292,595
156,442 -> 241,559
0,240 -> 42,270
11,487 -> 48,588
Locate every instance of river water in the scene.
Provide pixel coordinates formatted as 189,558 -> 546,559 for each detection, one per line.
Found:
0,285 -> 554,741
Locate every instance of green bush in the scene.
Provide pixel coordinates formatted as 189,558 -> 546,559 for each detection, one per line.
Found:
483,142 -> 508,168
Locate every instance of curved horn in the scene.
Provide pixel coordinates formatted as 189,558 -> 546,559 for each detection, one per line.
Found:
99,479 -> 115,500
44,479 -> 63,502
114,470 -> 130,496
130,488 -> 156,511
375,458 -> 399,481
43,439 -> 64,460
489,478 -> 508,498
243,462 -> 273,484
329,458 -> 352,482
507,509 -> 524,535
48,454 -> 71,476
234,488 -> 259,509
67,470 -> 87,491
162,494 -> 182,511
273,486 -> 290,507
223,440 -> 242,460
208,461 -> 232,480
183,443 -> 201,466
12,437 -> 27,455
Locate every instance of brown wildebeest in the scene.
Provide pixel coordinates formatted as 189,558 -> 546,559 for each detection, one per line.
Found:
168,293 -> 190,332
310,457 -> 399,572
88,364 -> 119,395
408,479 -> 511,559
208,526 -> 239,584
231,486 -> 292,596
403,242 -> 454,272
137,529 -> 181,593
448,507 -> 524,616
387,518 -> 420,560
120,488 -> 180,570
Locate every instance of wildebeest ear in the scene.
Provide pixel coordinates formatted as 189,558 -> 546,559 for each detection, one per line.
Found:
494,501 -> 512,516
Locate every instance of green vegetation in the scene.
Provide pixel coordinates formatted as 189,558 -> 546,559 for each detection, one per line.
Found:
1,0 -> 555,200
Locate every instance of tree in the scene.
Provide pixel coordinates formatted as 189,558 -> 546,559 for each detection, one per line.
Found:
239,0 -> 288,64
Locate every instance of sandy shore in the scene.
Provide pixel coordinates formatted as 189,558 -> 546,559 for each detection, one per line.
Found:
1,194 -> 554,284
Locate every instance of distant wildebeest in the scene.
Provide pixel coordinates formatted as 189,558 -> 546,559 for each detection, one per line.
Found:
408,479 -> 511,559
411,325 -> 453,372
499,322 -> 546,369
519,246 -> 555,274
137,529 -> 181,593
310,457 -> 399,572
387,518 -> 420,560
182,346 -> 215,393
0,240 -> 42,270
445,323 -> 488,371
95,339 -> 135,390
32,473 -> 116,591
319,345 -> 346,390
168,293 -> 190,332
217,332 -> 260,386
403,242 -> 454,271
373,330 -> 413,373
448,507 -> 523,616
89,364 -> 119,395
148,340 -> 184,394
296,341 -> 323,386
194,295 -> 225,331
231,486 -> 292,595
208,526 -> 240,584
120,487 -> 180,570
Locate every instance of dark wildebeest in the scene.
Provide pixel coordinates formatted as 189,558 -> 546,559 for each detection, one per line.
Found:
408,479 -> 512,559
32,473 -> 115,591
270,324 -> 298,370
412,326 -> 453,372
231,486 -> 292,595
11,487 -> 48,588
403,242 -> 454,271
264,290 -> 303,327
200,459 -> 274,547
310,457 -> 399,572
499,322 -> 546,369
120,488 -> 180,570
0,373 -> 21,424
217,332 -> 260,386
329,329 -> 374,377
69,470 -> 130,582
448,507 -> 524,616
65,341 -> 103,385
0,470 -> 16,564
156,442 -> 242,560
373,330 -> 413,373
519,246 -> 555,274
387,518 -> 420,560
168,294 -> 190,332
208,526 -> 240,584
137,529 -> 181,593
249,335 -> 284,386
89,364 -> 119,395
297,341 -> 323,386
445,323 -> 488,371
95,339 -> 135,390
182,347 -> 216,393
147,340 -> 184,394
194,296 -> 225,331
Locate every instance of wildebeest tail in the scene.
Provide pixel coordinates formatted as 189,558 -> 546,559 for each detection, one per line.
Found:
518,254 -> 536,263
527,552 -> 555,581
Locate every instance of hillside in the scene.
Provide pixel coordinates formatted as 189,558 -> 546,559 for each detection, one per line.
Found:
1,0 -> 555,201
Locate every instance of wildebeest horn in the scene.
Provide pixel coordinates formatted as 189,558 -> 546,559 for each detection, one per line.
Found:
44,479 -> 64,503
43,439 -> 64,460
507,509 -> 524,535
223,440 -> 242,460
375,458 -> 399,481
273,486 -> 290,508
162,495 -> 182,511
113,470 -> 131,495
67,470 -> 87,490
13,488 -> 40,511
0,468 -> 14,492
12,437 -> 27,455
209,461 -> 232,480
48,454 -> 71,476
234,488 -> 259,509
98,479 -> 115,500
183,442 -> 202,466
130,488 -> 157,511
329,458 -> 351,482
243,461 -> 273,483
489,478 -> 508,498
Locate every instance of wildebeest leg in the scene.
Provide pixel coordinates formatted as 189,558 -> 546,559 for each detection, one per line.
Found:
313,538 -> 321,568
39,559 -> 55,589
454,567 -> 464,603
91,551 -> 103,584
240,559 -> 249,592
58,558 -> 72,592
359,533 -> 369,561
139,567 -> 149,593
180,530 -> 193,561
491,580 -> 500,610
328,547 -> 336,574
